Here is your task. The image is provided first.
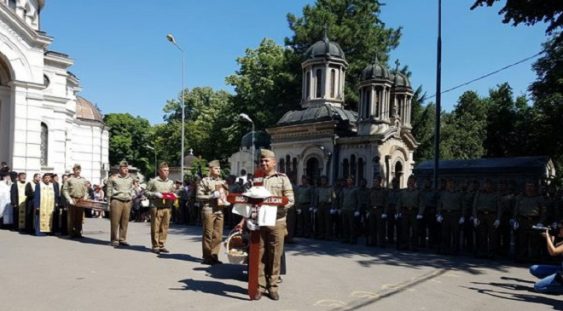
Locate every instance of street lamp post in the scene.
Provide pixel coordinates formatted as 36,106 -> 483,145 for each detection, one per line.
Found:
166,33 -> 185,181
146,145 -> 157,177
239,113 -> 255,174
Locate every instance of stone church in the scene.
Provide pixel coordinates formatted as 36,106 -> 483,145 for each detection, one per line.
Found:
0,0 -> 109,184
267,34 -> 417,187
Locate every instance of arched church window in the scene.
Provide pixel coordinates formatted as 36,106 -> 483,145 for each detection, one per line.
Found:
279,158 -> 285,173
395,161 -> 403,186
40,122 -> 48,166
315,69 -> 322,98
8,0 -> 16,10
43,75 -> 50,88
292,157 -> 298,183
358,158 -> 364,182
285,155 -> 290,176
350,155 -> 356,184
305,70 -> 311,98
342,159 -> 349,179
330,69 -> 336,98
364,89 -> 370,118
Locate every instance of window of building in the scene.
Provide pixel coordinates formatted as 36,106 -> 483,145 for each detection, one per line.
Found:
343,159 -> 349,179
330,69 -> 336,98
358,158 -> 364,182
315,69 -> 322,98
8,0 -> 16,10
40,122 -> 48,166
279,158 -> 285,173
305,70 -> 311,98
351,155 -> 356,184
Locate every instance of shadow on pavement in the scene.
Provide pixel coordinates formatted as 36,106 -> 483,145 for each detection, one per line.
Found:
175,278 -> 247,300
158,252 -> 201,263
287,239 -> 512,275
193,264 -> 248,282
463,278 -> 563,311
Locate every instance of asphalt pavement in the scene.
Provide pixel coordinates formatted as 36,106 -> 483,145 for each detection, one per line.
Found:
0,218 -> 560,311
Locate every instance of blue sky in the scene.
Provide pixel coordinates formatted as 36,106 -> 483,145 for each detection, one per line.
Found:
41,0 -> 549,125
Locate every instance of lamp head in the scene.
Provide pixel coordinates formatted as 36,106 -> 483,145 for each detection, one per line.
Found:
239,113 -> 253,123
166,34 -> 176,44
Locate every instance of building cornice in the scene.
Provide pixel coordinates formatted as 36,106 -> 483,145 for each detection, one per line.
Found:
0,5 -> 51,48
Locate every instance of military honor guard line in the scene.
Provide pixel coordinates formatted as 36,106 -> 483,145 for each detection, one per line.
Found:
1,149 -> 562,298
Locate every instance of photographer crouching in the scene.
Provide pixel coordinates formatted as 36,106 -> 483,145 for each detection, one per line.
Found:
529,220 -> 563,294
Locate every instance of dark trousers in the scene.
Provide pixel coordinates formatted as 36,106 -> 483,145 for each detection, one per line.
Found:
367,207 -> 386,246
399,209 -> 419,250
440,211 -> 462,254
515,217 -> 542,261
475,212 -> 498,257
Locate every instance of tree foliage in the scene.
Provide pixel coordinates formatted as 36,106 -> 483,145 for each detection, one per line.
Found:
441,91 -> 487,159
471,0 -> 563,34
226,39 -> 298,131
103,113 -> 153,173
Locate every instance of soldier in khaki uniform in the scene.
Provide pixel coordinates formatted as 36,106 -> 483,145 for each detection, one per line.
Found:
472,179 -> 500,258
314,176 -> 334,240
339,176 -> 358,244
294,175 -> 313,239
196,160 -> 227,265
63,164 -> 89,238
146,162 -> 176,254
385,177 -> 401,247
497,180 -> 515,256
258,149 -> 294,301
106,160 -> 134,247
513,181 -> 546,261
367,176 -> 387,247
419,179 -> 439,249
397,175 -> 421,250
437,178 -> 464,254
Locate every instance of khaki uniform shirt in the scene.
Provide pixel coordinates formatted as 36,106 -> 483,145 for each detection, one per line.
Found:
146,177 -> 176,208
438,191 -> 463,213
196,176 -> 227,209
339,187 -> 358,211
472,191 -> 500,218
295,185 -> 313,206
63,176 -> 88,202
514,195 -> 545,222
315,186 -> 335,206
106,174 -> 134,201
263,171 -> 294,219
369,187 -> 387,209
398,189 -> 420,213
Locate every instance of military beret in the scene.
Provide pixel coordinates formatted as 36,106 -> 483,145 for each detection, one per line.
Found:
119,160 -> 129,167
208,160 -> 220,168
72,163 -> 81,170
260,149 -> 275,159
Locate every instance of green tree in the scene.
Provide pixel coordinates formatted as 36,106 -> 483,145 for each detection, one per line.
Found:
103,113 -> 153,173
157,87 -> 238,162
226,38 -> 299,131
285,0 -> 401,109
530,35 -> 563,168
471,0 -> 562,34
441,91 -> 487,159
483,83 -> 530,157
411,87 -> 435,163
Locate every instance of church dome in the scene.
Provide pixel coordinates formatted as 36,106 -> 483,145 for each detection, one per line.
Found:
361,57 -> 391,81
392,72 -> 411,89
76,96 -> 103,122
304,34 -> 345,60
276,104 -> 356,126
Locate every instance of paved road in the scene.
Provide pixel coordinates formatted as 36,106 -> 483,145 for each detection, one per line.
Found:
0,218 -> 560,311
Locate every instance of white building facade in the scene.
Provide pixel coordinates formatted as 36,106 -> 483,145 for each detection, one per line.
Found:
268,34 -> 418,188
0,0 -> 109,184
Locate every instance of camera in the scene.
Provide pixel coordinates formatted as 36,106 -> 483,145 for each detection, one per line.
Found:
532,224 -> 557,236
